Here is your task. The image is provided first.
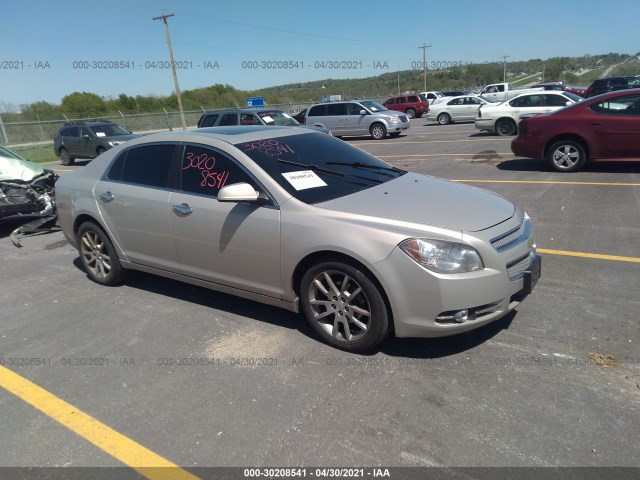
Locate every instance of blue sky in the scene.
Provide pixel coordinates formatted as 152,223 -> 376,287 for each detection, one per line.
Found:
1,0 -> 638,107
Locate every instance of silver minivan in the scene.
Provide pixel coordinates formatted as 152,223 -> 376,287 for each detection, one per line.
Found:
304,100 -> 410,139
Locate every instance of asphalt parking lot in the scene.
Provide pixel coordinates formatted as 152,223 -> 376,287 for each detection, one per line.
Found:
1,120 -> 639,477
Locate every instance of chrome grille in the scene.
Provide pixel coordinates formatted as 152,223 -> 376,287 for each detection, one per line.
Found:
491,216 -> 531,252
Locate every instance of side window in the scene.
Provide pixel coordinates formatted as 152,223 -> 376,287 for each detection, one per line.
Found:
240,113 -> 261,125
346,103 -> 363,115
199,114 -> 219,127
496,85 -> 505,92
80,127 -> 93,138
180,145 -> 254,197
590,95 -> 640,116
449,98 -> 463,106
383,99 -> 393,106
308,105 -> 325,116
407,96 -> 418,103
327,103 -> 347,116
544,94 -> 570,107
396,97 -> 406,104
219,113 -> 238,126
119,144 -> 175,187
61,126 -> 79,137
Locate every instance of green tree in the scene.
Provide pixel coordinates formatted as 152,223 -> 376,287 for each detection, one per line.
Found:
61,91 -> 107,117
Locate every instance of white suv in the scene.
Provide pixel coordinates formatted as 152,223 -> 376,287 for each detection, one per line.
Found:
304,100 -> 410,139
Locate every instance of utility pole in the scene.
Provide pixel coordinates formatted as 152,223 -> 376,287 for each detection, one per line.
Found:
153,10 -> 187,130
418,43 -> 431,92
501,55 -> 510,82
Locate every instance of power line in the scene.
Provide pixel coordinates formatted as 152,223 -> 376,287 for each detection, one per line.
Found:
153,10 -> 187,130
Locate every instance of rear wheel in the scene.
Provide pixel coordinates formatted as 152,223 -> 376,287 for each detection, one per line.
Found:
405,108 -> 416,119
76,222 -> 128,286
496,118 -> 517,136
59,148 -> 74,166
546,140 -> 586,172
437,113 -> 452,125
301,261 -> 390,352
96,146 -> 106,156
370,123 -> 387,140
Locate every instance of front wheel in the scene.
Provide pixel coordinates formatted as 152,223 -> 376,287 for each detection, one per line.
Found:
76,222 -> 128,286
96,146 -> 106,156
437,113 -> 451,125
370,123 -> 387,140
496,118 -> 517,136
546,140 -> 586,172
300,261 -> 390,352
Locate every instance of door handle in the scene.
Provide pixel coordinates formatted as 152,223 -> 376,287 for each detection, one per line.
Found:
172,203 -> 193,216
99,191 -> 114,202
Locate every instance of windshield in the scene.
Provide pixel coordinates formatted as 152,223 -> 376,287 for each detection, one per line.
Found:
359,100 -> 387,112
257,110 -> 300,126
235,133 -> 406,204
90,124 -> 130,137
0,145 -> 25,161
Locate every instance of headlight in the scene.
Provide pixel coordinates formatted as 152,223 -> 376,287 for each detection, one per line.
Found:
383,115 -> 399,123
399,239 -> 484,274
108,141 -> 122,146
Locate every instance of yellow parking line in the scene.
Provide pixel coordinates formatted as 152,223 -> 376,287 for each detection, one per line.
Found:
538,248 -> 640,264
452,179 -> 640,187
378,153 -> 513,158
0,365 -> 199,480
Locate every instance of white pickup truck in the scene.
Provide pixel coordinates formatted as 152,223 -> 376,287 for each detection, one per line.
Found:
479,83 -> 544,103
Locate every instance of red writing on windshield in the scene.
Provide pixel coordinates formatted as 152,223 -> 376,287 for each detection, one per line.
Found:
241,139 -> 295,157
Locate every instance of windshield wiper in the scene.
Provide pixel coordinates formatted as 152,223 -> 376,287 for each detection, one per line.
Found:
278,159 -> 344,176
325,161 -> 402,177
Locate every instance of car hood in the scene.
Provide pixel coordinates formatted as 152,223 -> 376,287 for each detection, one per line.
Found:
317,172 -> 515,232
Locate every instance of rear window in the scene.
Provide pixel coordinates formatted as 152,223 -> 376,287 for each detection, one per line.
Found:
235,133 -> 405,204
199,114 -> 219,127
107,144 -> 175,188
308,105 -> 325,117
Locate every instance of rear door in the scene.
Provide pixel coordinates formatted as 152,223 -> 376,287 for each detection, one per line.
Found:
93,143 -> 181,271
585,94 -> 640,158
325,103 -> 349,136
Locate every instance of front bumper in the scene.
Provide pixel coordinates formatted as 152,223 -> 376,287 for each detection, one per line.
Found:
372,231 -> 539,338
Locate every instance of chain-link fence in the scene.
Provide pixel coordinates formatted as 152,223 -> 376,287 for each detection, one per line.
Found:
0,97 -> 390,147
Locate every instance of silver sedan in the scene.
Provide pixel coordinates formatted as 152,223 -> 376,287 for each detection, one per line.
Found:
55,126 -> 540,352
427,95 -> 497,125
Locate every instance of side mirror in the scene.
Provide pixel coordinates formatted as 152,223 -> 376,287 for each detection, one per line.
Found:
83,134 -> 91,140
359,109 -> 367,115
217,182 -> 266,204
566,101 -> 572,106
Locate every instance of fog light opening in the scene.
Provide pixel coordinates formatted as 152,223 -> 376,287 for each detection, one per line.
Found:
454,309 -> 469,323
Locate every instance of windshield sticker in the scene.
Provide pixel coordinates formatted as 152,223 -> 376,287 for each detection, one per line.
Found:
282,170 -> 327,191
261,115 -> 274,123
240,139 -> 295,157
95,132 -> 106,137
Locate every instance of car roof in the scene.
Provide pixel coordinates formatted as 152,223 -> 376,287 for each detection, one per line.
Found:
126,125 -> 317,147
202,108 -> 285,114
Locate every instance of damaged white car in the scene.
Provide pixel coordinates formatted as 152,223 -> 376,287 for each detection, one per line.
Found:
0,145 -> 57,226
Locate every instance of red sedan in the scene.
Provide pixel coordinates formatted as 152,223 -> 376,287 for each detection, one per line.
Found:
511,89 -> 640,172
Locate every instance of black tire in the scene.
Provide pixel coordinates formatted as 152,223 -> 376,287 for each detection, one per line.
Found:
370,123 -> 387,140
496,118 -> 517,136
546,140 -> 587,172
59,148 -> 74,166
96,146 -> 106,156
76,221 -> 128,286
437,113 -> 452,125
405,108 -> 416,119
300,261 -> 390,352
